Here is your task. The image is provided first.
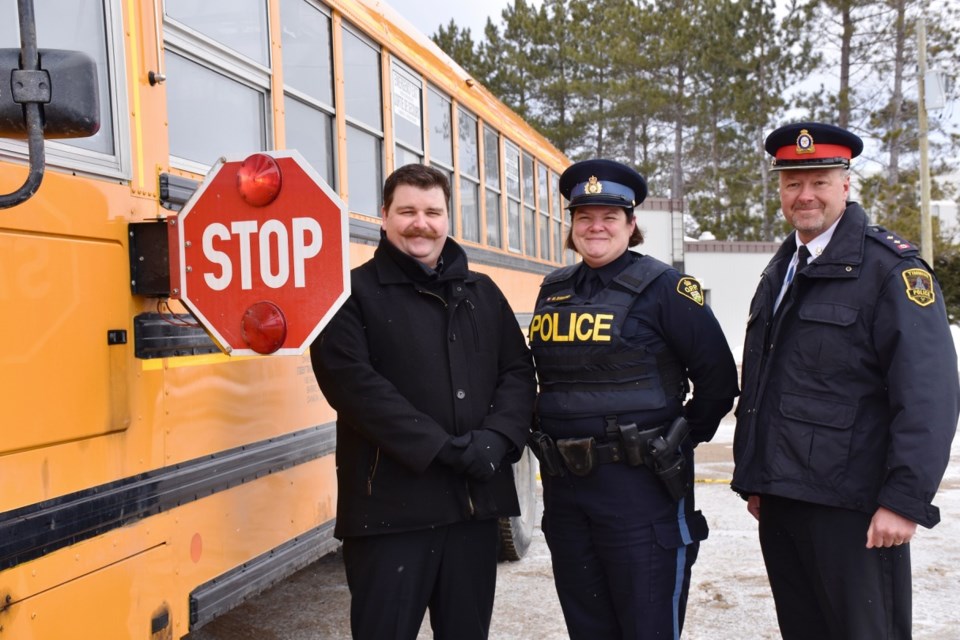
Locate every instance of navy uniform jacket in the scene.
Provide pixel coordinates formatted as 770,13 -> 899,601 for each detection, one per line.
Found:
732,202 -> 960,527
311,234 -> 536,538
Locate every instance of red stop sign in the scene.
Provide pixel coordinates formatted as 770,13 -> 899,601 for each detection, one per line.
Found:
172,151 -> 349,356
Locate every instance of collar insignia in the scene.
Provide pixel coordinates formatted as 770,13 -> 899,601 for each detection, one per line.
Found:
796,129 -> 815,155
585,176 -> 603,194
902,268 -> 935,307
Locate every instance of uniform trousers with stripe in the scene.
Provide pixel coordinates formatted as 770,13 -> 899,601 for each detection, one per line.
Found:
759,495 -> 912,640
542,462 -> 701,640
341,518 -> 500,640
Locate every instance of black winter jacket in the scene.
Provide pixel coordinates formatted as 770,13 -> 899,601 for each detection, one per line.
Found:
311,233 -> 536,538
732,203 -> 959,527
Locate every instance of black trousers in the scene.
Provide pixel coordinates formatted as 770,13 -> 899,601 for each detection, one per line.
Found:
759,495 -> 912,640
341,519 -> 500,640
542,462 -> 701,640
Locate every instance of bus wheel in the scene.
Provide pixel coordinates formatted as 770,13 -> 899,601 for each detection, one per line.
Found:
498,447 -> 540,561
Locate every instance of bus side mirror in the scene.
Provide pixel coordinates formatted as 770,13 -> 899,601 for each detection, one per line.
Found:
0,48 -> 100,139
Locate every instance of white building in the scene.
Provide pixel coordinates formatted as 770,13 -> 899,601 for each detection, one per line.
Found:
683,240 -> 779,362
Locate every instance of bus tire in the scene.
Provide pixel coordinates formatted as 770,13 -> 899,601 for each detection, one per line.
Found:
498,446 -> 540,561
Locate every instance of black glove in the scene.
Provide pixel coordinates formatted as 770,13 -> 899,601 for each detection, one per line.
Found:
460,430 -> 512,482
435,434 -> 470,468
435,431 -> 512,481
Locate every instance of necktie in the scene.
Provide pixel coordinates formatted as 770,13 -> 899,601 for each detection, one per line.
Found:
795,244 -> 812,275
786,244 -> 811,286
775,244 -> 810,312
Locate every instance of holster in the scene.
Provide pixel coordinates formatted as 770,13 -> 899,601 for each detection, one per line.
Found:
653,456 -> 689,502
527,430 -> 566,477
555,437 -> 597,476
616,422 -> 662,468
648,416 -> 692,502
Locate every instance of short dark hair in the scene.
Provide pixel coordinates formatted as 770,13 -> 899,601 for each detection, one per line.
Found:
383,164 -> 451,211
564,208 -> 644,252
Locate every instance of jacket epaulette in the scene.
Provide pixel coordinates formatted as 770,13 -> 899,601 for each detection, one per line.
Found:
541,263 -> 581,287
865,225 -> 920,257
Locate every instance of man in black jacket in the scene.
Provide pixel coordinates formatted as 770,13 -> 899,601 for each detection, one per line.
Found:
732,122 -> 960,639
311,164 -> 536,640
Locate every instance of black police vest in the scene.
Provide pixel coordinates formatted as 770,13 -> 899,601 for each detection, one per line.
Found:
529,258 -> 685,422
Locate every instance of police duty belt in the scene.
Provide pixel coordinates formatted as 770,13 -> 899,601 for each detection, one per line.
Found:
527,416 -> 692,501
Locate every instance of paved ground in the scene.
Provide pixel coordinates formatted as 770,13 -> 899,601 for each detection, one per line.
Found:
187,418 -> 960,639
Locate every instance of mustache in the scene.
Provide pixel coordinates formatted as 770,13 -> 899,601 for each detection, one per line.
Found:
400,229 -> 443,239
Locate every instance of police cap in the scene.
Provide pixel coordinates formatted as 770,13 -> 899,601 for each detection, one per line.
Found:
559,159 -> 647,211
765,121 -> 863,171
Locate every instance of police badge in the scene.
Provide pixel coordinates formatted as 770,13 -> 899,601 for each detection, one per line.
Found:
584,176 -> 603,194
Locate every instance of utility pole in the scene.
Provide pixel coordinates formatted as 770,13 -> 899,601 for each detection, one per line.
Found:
918,18 -> 933,264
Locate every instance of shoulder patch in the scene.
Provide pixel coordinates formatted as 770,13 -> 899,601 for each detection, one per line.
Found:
902,268 -> 935,307
866,226 -> 919,257
676,276 -> 704,306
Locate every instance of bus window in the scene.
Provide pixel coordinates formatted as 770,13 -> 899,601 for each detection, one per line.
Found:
538,162 -> 549,259
0,0 -> 120,170
458,107 -> 480,243
483,126 -> 502,249
427,85 -> 455,233
165,52 -> 267,169
522,152 -> 535,256
342,26 -> 383,217
552,171 -> 563,263
391,60 -> 424,168
280,0 -> 335,185
504,140 -> 521,253
165,0 -> 270,67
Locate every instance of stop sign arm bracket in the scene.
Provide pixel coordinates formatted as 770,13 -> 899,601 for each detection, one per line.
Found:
128,217 -> 176,298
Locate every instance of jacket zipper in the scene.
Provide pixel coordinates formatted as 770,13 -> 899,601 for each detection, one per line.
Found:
464,299 -> 480,350
366,448 -> 380,496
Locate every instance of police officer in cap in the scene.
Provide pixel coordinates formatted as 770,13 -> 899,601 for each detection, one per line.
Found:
732,122 -> 960,639
527,158 -> 739,639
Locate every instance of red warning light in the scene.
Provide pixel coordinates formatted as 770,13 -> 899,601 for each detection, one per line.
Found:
236,153 -> 282,207
241,301 -> 288,354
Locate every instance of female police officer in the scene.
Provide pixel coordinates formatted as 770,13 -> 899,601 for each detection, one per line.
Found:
528,159 -> 739,639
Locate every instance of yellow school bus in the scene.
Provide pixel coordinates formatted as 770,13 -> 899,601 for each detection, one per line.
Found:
0,0 -> 570,637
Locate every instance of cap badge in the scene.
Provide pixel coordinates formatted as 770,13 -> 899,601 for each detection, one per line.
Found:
796,129 -> 815,155
585,176 -> 603,194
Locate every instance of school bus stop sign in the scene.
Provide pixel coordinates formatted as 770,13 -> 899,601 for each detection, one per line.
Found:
172,151 -> 350,356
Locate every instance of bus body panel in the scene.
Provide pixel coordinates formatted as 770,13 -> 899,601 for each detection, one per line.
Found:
0,0 -> 576,635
